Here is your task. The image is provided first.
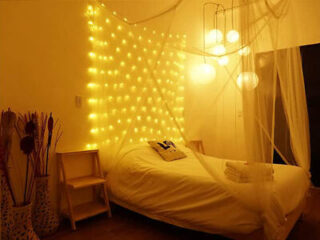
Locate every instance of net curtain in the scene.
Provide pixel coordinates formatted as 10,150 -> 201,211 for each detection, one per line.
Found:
87,0 -> 311,239
276,47 -> 310,172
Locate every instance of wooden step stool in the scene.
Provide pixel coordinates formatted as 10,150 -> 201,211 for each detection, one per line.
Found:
57,150 -> 112,230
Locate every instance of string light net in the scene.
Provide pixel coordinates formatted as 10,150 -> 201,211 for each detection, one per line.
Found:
85,0 -> 310,239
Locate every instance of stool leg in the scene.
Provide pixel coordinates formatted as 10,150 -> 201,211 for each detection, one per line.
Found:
65,186 -> 76,230
102,183 -> 112,217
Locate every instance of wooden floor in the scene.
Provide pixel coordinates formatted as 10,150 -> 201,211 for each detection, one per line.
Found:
46,188 -> 320,240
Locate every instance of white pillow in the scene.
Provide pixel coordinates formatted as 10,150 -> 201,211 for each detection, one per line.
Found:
148,140 -> 186,161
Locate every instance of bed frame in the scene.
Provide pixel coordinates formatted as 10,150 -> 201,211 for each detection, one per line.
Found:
110,191 -> 308,240
227,193 -> 307,240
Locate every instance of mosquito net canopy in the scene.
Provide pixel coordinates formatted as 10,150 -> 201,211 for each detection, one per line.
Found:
85,0 -> 312,239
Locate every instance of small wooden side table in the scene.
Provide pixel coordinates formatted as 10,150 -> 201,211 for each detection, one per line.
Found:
57,149 -> 112,230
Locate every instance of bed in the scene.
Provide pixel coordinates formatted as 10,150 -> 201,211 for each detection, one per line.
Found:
106,144 -> 310,239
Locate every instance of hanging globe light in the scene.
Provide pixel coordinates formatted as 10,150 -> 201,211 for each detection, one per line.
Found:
210,44 -> 226,56
206,29 -> 223,45
227,30 -> 239,43
238,46 -> 251,56
190,63 -> 216,84
218,56 -> 229,66
237,72 -> 259,90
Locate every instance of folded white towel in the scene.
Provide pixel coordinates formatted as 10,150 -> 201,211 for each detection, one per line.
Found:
225,161 -> 250,174
225,161 -> 274,183
224,167 -> 273,183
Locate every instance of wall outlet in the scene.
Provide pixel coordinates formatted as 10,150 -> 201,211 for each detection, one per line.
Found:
75,96 -> 82,108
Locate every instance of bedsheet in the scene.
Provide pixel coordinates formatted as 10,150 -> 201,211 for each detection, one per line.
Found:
106,144 -> 310,235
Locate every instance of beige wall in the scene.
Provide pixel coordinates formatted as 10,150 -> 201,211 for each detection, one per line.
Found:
0,0 -> 93,206
0,0 -> 92,152
277,0 -> 320,49
254,0 -> 320,52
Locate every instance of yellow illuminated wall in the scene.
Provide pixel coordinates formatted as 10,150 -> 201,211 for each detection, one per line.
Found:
0,0 -> 94,209
85,5 -> 186,150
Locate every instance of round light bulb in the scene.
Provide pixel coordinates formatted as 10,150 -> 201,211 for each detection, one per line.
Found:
190,63 -> 216,84
227,30 -> 239,43
206,29 -> 223,45
237,72 -> 259,90
218,56 -> 229,66
238,46 -> 251,56
210,44 -> 226,56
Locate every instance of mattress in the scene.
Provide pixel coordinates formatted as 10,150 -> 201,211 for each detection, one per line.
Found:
106,144 -> 310,235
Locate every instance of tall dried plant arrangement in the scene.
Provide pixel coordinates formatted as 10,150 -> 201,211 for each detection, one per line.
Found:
17,116 -> 36,205
15,112 -> 62,178
15,112 -> 62,237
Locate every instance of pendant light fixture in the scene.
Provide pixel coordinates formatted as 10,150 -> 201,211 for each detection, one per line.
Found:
237,72 -> 259,90
227,0 -> 239,43
206,29 -> 223,45
239,46 -> 251,56
205,3 -> 224,46
210,44 -> 226,56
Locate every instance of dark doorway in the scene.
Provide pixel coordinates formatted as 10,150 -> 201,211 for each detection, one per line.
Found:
301,43 -> 320,186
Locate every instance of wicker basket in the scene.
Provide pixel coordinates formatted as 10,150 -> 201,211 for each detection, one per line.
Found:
11,203 -> 39,240
1,171 -> 13,240
32,176 -> 59,237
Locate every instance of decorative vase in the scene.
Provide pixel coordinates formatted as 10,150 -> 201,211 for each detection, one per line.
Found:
1,170 -> 13,240
11,203 -> 39,240
32,176 -> 59,237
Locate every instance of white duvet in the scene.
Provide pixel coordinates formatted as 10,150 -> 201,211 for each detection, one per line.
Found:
106,144 -> 310,236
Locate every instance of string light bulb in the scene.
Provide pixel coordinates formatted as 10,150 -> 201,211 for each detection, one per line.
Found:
218,56 -> 229,66
239,46 -> 251,56
237,72 -> 259,90
227,30 -> 239,43
85,5 -> 185,146
206,29 -> 223,45
210,44 -> 226,56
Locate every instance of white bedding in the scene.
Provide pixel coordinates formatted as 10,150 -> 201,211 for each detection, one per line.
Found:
106,144 -> 310,235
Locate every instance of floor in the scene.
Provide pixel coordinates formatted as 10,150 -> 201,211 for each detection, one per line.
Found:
46,188 -> 320,240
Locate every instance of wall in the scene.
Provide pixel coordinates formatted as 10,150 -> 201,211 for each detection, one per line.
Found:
278,0 -> 320,49
0,0 -> 93,206
255,0 -> 320,52
0,0 -> 92,152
